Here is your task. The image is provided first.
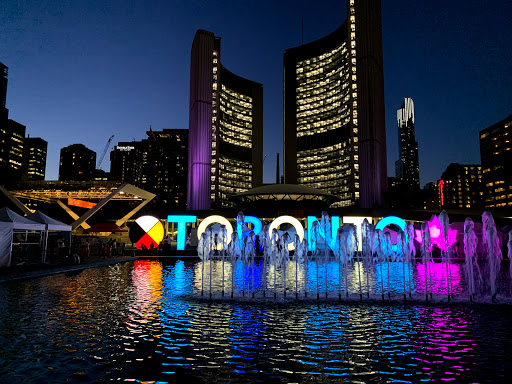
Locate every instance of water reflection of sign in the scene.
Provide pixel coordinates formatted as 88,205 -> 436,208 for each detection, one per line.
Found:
129,216 -> 165,250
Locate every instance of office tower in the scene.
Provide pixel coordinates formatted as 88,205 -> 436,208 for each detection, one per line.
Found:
0,119 -> 25,182
0,62 -> 7,120
140,128 -> 189,210
283,0 -> 387,208
58,144 -> 96,181
188,29 -> 263,210
22,137 -> 47,181
0,62 -> 30,184
479,114 -> 512,208
438,163 -> 482,209
110,142 -> 143,185
395,97 -> 419,189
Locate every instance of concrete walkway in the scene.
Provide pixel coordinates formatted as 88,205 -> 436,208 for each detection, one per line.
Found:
0,256 -> 137,283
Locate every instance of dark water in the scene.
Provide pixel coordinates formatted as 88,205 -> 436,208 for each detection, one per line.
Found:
1,259 -> 512,383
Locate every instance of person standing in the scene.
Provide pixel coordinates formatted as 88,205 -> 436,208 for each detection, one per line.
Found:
85,239 -> 90,260
57,238 -> 65,260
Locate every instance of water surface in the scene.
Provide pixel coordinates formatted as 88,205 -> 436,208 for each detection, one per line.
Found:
1,259 -> 511,383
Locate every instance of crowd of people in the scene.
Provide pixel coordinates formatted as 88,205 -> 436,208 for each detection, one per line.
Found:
50,232 -> 192,264
54,237 -> 131,264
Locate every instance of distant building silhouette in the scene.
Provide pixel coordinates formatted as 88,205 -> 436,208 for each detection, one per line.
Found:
0,61 -> 30,184
0,119 -> 25,183
110,142 -> 143,185
283,0 -> 387,208
59,144 -> 96,181
438,163 -> 482,209
479,114 -> 512,208
422,182 -> 438,210
395,98 -> 419,189
110,128 -> 189,210
188,29 -> 263,210
140,128 -> 188,210
22,136 -> 47,181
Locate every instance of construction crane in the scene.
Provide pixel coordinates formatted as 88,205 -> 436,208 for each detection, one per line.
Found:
97,134 -> 114,169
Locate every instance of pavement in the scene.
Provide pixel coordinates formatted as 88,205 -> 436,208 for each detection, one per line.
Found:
0,255 -> 137,283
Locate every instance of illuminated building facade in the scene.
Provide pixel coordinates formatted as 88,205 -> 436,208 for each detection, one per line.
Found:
438,163 -> 482,209
110,129 -> 189,210
0,119 -> 25,183
58,144 -> 96,181
140,128 -> 188,210
283,0 -> 387,208
396,97 -> 419,189
0,62 -> 27,183
188,29 -> 263,210
22,137 -> 47,181
479,114 -> 512,208
110,142 -> 143,185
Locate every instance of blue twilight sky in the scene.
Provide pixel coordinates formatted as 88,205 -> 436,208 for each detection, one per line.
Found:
1,0 -> 511,185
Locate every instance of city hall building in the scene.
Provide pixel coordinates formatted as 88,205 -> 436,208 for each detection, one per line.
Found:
283,0 -> 387,208
187,30 -> 263,211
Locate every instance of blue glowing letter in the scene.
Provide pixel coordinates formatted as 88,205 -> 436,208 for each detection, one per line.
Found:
375,216 -> 406,252
168,215 -> 197,250
243,216 -> 263,237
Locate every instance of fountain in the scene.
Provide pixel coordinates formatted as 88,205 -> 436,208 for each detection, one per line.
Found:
196,211 -> 511,303
464,217 -> 480,301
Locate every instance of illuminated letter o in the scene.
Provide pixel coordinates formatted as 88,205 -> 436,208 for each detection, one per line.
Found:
268,215 -> 304,251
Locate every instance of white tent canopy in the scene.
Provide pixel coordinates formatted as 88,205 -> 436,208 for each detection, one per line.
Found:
27,210 -> 72,232
0,207 -> 46,267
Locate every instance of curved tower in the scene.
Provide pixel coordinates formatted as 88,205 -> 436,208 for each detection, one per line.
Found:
188,30 -> 263,210
283,0 -> 386,208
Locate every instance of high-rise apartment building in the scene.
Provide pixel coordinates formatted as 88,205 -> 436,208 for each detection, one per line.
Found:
438,163 -> 482,209
1,62 -> 27,183
395,98 -> 419,189
58,144 -> 96,181
188,30 -> 263,210
110,142 -> 143,185
0,119 -> 25,183
22,137 -> 47,181
283,0 -> 387,208
479,114 -> 512,208
110,129 -> 189,210
140,128 -> 188,209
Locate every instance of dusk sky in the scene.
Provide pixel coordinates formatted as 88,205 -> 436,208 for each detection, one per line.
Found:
1,0 -> 511,185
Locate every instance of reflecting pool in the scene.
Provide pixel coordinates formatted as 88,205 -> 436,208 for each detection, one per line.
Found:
1,259 -> 512,383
